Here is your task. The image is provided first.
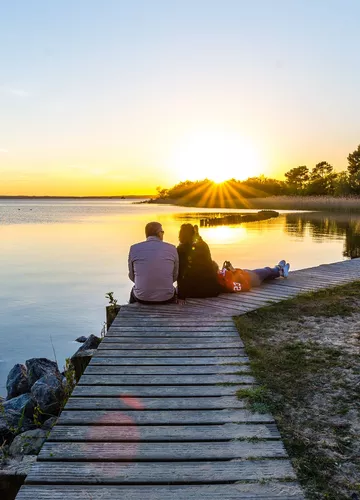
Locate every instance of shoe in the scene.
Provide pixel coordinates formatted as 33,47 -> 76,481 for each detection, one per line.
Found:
282,262 -> 290,278
277,259 -> 286,269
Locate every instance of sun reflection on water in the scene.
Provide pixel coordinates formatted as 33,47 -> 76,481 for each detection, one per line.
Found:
202,225 -> 247,245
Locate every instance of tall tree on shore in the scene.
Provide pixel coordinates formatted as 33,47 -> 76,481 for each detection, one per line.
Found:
284,166 -> 309,194
347,145 -> 360,193
307,161 -> 337,195
347,145 -> 360,175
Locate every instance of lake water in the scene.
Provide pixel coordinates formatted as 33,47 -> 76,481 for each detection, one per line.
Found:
1,199 -> 359,395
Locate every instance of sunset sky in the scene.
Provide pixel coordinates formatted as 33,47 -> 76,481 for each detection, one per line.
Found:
1,0 -> 360,195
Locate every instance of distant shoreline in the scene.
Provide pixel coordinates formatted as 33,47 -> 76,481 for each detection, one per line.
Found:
0,195 -> 153,199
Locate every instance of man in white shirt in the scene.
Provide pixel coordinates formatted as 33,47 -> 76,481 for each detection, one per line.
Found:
128,221 -> 179,304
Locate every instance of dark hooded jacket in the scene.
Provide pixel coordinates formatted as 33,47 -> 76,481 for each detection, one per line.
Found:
177,239 -> 221,299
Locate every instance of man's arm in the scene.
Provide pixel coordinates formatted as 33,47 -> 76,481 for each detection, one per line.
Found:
173,249 -> 179,282
128,248 -> 135,282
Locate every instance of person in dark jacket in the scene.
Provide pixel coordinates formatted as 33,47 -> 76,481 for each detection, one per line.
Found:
177,223 -> 221,301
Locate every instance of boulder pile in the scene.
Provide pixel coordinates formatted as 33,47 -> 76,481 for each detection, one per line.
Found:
0,334 -> 101,461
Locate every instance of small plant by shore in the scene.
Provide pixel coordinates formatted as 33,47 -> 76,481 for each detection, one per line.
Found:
234,282 -> 360,500
105,291 -> 118,307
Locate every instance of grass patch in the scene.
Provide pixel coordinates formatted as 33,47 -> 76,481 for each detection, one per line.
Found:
234,281 -> 360,500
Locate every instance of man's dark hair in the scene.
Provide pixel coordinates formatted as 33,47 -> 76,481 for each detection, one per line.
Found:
145,221 -> 163,238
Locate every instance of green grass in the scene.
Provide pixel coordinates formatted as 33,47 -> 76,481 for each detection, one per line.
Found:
234,281 -> 360,500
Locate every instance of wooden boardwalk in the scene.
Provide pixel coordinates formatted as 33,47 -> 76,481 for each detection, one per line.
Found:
16,260 -> 360,499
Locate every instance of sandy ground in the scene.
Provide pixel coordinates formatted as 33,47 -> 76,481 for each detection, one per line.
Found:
266,312 -> 360,498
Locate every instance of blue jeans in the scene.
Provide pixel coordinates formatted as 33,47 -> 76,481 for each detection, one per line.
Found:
245,267 -> 280,287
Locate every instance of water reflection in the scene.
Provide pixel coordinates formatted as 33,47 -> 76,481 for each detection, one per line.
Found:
284,213 -> 360,259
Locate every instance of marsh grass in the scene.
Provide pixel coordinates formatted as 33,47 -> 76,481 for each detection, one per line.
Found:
234,281 -> 360,500
168,195 -> 360,212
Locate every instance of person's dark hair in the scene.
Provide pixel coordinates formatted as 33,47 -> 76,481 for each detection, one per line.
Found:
145,221 -> 163,238
212,260 -> 219,272
179,223 -> 195,244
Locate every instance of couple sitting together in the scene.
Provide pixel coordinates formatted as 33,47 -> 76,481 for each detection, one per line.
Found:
128,221 -> 290,304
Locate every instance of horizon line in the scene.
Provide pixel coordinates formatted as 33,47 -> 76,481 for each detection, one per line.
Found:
0,195 -> 154,199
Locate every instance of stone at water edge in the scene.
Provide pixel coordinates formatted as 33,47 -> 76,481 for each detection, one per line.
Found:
41,416 -> 57,430
31,374 -> 64,416
9,429 -> 48,457
76,334 -> 101,352
2,393 -> 35,419
6,364 -> 30,400
71,348 -> 97,382
0,409 -> 35,444
25,358 -> 60,387
75,336 -> 87,343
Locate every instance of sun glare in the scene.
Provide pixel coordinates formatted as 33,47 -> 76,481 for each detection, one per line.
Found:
169,130 -> 263,183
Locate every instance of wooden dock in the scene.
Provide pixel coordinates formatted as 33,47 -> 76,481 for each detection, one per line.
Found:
16,260 -> 360,499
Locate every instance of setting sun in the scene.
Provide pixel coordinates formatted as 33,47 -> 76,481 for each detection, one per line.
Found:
169,130 -> 264,183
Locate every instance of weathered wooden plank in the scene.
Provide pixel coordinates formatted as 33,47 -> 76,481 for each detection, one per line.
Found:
39,440 -> 287,461
16,482 -> 305,499
65,395 -> 247,410
58,409 -> 273,425
98,341 -> 242,350
216,294 -> 273,306
90,356 -> 250,366
79,374 -> 254,385
218,293 -> 274,304
247,288 -> 298,298
25,459 -> 297,484
111,319 -> 235,325
93,348 -> 245,357
107,330 -> 239,337
72,385 -> 247,397
102,337 -> 241,345
109,326 -> 238,332
48,423 -> 280,441
84,364 -> 250,375
185,298 -> 248,312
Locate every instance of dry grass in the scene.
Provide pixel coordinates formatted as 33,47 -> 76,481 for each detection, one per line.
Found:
157,195 -> 360,212
234,283 -> 360,500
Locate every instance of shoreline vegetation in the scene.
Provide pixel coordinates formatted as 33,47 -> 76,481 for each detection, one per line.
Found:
146,145 -> 360,211
145,194 -> 360,212
234,282 -> 360,500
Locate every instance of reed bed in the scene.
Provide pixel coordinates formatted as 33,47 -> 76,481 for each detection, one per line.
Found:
246,196 -> 360,212
164,195 -> 360,212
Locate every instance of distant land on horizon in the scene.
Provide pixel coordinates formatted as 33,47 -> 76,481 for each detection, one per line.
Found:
0,195 -> 153,199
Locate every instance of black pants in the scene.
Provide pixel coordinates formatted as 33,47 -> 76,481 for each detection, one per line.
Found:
129,287 -> 177,305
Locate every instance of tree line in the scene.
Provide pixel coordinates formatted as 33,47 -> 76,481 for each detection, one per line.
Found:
157,144 -> 360,199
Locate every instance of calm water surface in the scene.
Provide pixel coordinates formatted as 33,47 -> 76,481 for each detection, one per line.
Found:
1,199 -> 359,395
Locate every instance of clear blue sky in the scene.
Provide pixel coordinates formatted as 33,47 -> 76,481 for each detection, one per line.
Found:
1,0 -> 360,194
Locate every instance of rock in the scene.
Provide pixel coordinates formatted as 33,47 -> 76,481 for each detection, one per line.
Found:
70,334 -> 101,382
9,429 -> 48,457
25,358 -> 60,387
0,455 -> 36,498
71,349 -> 97,382
75,336 -> 87,343
31,374 -> 64,416
0,410 -> 35,444
2,393 -> 35,419
0,444 -> 9,466
42,416 -> 57,430
77,334 -> 101,352
6,364 -> 30,400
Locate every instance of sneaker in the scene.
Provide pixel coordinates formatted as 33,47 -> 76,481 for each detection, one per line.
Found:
277,259 -> 286,269
282,262 -> 290,278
